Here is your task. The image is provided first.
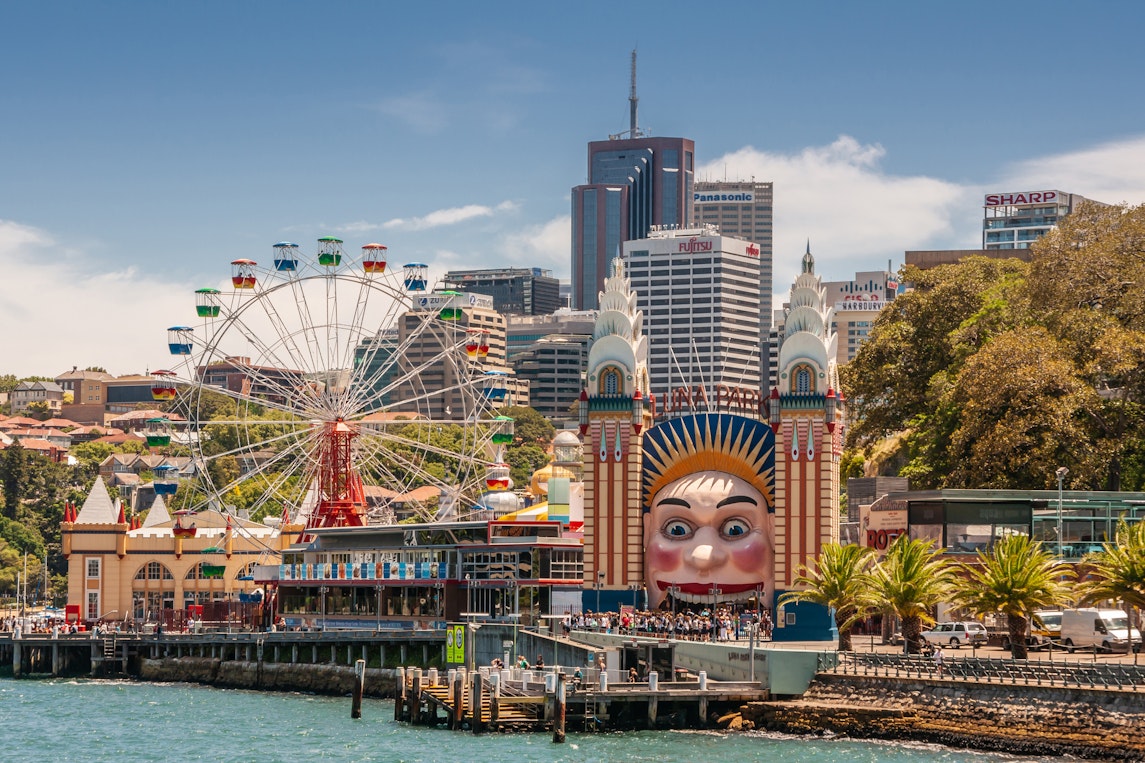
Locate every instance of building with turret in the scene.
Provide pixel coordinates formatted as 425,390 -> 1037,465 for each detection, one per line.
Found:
768,244 -> 844,640
578,258 -> 653,610
62,478 -> 282,626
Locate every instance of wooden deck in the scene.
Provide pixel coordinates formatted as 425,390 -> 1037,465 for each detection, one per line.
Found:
394,666 -> 769,733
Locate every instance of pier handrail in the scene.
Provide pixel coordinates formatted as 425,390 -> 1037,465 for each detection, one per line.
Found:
833,651 -> 1145,691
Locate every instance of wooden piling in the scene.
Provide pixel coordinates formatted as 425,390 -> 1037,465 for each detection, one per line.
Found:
351,659 -> 365,719
394,667 -> 406,722
452,669 -> 465,730
552,674 -> 566,743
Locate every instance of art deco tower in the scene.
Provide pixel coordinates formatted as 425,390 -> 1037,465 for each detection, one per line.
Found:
579,257 -> 653,610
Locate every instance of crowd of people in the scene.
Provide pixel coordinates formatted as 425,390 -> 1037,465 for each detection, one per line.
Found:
561,606 -> 773,642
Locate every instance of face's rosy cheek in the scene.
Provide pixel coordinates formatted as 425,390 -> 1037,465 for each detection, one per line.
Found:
727,534 -> 769,574
647,537 -> 683,576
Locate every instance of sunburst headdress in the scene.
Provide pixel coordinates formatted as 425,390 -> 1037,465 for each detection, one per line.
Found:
642,413 -> 775,513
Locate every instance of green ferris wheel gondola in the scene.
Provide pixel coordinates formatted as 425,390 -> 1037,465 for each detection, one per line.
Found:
195,288 -> 221,318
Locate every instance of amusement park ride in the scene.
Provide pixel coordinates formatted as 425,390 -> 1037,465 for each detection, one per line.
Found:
150,237 -> 516,544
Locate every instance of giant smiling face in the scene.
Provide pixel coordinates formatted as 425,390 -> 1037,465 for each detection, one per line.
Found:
644,471 -> 774,610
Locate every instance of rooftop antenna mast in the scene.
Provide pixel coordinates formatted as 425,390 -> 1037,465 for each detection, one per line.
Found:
610,49 -> 645,140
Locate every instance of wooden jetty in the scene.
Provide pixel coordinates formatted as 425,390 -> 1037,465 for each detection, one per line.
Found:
395,664 -> 769,733
1,629 -> 444,679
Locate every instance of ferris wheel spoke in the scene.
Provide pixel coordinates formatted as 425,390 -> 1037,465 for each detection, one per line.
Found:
198,428 -> 323,503
338,310 -> 463,414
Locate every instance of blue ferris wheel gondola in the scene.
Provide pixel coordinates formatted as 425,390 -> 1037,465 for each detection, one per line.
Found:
153,464 -> 179,495
167,326 -> 193,355
273,242 -> 299,272
403,262 -> 428,291
483,370 -> 509,401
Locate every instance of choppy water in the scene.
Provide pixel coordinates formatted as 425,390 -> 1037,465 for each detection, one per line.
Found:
0,678 -> 1045,762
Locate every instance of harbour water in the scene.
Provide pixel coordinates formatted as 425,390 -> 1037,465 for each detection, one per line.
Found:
1,678 -> 1041,762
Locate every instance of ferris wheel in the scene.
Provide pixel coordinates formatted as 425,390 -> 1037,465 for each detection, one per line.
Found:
152,237 -> 513,533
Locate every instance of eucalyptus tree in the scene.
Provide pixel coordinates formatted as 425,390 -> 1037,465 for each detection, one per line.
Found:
779,542 -> 877,651
955,533 -> 1074,659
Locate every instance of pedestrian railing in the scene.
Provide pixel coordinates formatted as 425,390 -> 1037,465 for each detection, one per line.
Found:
833,651 -> 1145,691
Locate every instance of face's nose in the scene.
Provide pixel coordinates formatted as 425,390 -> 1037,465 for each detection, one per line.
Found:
687,534 -> 728,571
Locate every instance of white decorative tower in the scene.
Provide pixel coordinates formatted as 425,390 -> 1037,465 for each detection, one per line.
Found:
770,243 -> 844,639
580,257 -> 653,610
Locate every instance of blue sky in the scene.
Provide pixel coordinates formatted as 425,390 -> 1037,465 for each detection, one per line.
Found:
3,1 -> 1145,377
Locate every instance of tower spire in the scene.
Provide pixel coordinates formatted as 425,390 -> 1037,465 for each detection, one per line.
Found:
629,48 -> 639,137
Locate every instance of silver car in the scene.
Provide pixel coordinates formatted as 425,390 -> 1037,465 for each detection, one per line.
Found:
920,621 -> 988,648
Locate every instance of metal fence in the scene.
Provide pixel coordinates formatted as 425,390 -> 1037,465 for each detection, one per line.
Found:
833,651 -> 1145,691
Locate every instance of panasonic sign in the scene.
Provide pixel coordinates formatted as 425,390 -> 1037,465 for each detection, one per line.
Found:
694,192 -> 754,204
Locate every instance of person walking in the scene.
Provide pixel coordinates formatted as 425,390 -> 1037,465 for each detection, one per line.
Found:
933,645 -> 944,677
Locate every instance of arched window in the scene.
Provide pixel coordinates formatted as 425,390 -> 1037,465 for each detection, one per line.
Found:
796,368 -> 811,394
132,561 -> 175,622
600,368 -> 621,395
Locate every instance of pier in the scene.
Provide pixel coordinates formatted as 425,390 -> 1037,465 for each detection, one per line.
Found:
1,629 -> 444,679
394,664 -> 769,733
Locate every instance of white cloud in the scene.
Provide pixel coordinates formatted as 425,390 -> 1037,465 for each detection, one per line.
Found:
499,215 -> 571,276
382,201 -> 519,232
0,220 -> 196,378
700,136 -> 970,294
994,135 -> 1145,206
374,91 -> 449,133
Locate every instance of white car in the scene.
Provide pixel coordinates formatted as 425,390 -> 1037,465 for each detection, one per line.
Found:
920,621 -> 988,648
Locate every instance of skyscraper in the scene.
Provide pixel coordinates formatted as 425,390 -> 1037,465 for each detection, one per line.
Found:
983,189 -> 1104,250
623,225 -> 763,409
693,179 -> 775,321
570,52 -> 694,310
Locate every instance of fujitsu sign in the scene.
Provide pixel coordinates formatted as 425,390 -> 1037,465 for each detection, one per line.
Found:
678,237 -> 713,253
745,243 -> 760,257
984,190 -> 1059,207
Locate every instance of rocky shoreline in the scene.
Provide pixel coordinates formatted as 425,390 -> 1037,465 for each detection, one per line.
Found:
731,673 -> 1145,761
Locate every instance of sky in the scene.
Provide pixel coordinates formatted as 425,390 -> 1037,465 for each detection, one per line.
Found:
3,0 -> 1145,378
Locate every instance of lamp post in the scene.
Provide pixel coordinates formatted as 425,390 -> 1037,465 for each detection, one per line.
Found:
318,586 -> 329,632
708,586 -> 722,645
668,584 -> 680,617
1056,466 -> 1069,559
374,583 -> 383,632
595,570 -> 605,613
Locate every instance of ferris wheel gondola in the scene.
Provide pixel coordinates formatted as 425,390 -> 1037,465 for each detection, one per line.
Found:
158,237 -> 506,536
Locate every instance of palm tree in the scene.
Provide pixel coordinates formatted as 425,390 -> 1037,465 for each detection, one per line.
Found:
1077,519 -> 1145,663
778,542 -> 876,651
870,535 -> 956,654
955,533 -> 1073,659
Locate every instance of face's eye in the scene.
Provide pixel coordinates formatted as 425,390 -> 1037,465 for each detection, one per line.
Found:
721,518 -> 751,539
661,519 -> 693,539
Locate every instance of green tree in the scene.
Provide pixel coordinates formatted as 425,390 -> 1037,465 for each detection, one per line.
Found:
946,327 -> 1094,488
0,441 -> 30,520
507,444 -> 549,488
500,405 -> 555,445
779,542 -> 876,651
25,401 -> 54,420
70,441 -> 118,475
870,535 -> 956,654
954,534 -> 1074,659
1077,520 -> 1145,661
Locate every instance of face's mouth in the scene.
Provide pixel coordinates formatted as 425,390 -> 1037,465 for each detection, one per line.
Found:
655,581 -> 763,603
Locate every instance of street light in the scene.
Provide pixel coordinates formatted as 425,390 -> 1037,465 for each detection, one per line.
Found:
668,584 -> 681,617
374,583 -> 383,632
1056,466 -> 1069,559
705,584 -> 723,636
595,570 -> 605,613
318,586 -> 329,632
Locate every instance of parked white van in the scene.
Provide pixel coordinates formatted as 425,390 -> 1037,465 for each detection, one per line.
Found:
1061,608 -> 1142,653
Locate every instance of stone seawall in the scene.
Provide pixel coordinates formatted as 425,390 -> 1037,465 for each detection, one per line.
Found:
742,673 -> 1145,761
140,657 -> 400,698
